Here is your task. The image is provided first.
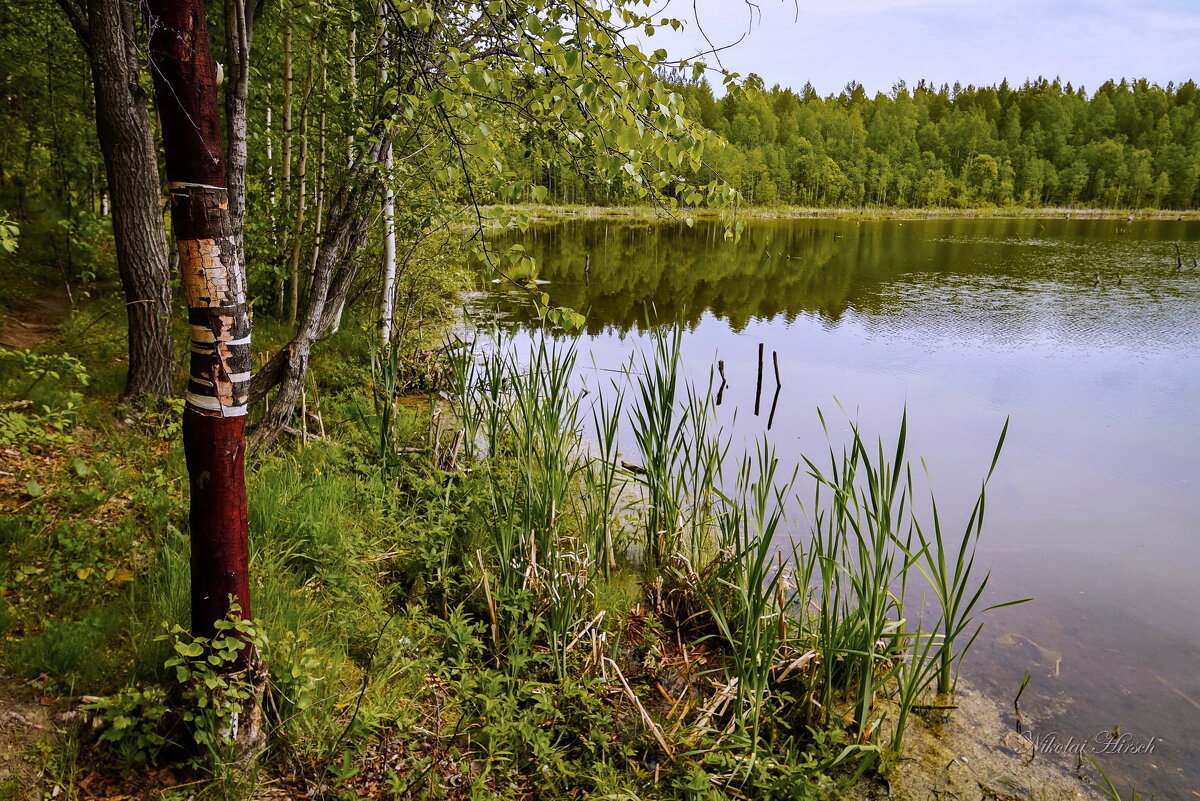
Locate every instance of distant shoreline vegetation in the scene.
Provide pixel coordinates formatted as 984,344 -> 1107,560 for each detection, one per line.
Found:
491,203 -> 1200,224
511,77 -> 1200,212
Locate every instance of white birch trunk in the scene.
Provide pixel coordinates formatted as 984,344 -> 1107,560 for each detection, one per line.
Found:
308,51 -> 328,293
377,9 -> 397,347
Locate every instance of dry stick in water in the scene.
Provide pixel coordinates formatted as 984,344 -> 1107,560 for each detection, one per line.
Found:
754,343 -> 764,415
767,350 -> 782,429
716,359 -> 727,406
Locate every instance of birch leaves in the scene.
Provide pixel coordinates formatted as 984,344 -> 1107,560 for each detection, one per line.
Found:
375,1 -> 733,209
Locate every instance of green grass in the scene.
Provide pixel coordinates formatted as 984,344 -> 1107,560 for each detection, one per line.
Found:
1,297 -> 1030,799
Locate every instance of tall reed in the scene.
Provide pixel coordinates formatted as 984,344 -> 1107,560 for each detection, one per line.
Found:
445,323 -> 1024,759
907,419 -> 1029,694
701,438 -> 794,760
627,328 -> 726,571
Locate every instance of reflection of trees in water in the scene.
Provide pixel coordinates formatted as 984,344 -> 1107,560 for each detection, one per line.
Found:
486,219 -> 1200,339
494,220 -> 987,334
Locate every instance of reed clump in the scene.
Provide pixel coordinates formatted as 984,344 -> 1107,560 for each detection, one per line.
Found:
444,324 -> 1027,783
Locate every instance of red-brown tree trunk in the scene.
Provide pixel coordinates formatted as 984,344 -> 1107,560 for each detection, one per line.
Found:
144,0 -> 252,643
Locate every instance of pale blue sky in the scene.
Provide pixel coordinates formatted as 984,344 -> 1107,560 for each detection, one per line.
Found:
648,0 -> 1200,96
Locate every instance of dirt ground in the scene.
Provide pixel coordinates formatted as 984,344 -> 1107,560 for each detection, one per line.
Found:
0,288 -> 69,350
0,673 -> 56,798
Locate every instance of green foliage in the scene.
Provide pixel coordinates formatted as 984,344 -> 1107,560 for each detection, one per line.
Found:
0,400 -> 79,450
84,685 -> 171,765
160,616 -> 261,758
514,76 -> 1200,210
87,611 -> 265,768
0,348 -> 89,450
0,212 -> 18,254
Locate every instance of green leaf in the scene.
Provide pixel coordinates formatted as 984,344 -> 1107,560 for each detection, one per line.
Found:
174,641 -> 204,658
25,480 -> 43,498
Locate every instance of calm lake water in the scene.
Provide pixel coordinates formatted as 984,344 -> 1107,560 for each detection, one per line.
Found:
474,217 -> 1200,797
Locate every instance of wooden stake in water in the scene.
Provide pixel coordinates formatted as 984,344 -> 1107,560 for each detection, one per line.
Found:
768,384 -> 781,431
767,350 -> 782,429
755,343 -> 764,416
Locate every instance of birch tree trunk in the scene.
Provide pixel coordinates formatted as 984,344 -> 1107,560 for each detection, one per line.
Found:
144,0 -> 255,661
377,11 -> 397,346
379,140 -> 396,345
277,25 -> 293,317
247,138 -> 383,450
307,51 -> 328,294
287,60 -> 314,325
56,0 -> 174,403
328,27 -> 358,335
223,0 -> 255,257
346,27 -> 357,167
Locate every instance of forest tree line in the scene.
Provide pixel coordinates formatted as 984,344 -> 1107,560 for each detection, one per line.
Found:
524,76 -> 1200,209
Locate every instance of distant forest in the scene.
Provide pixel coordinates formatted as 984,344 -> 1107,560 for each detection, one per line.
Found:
523,76 -> 1200,210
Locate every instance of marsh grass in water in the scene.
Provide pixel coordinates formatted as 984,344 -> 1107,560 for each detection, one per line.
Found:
443,324 -> 1028,781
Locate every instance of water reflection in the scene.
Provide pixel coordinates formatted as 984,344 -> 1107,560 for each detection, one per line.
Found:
490,218 -> 1200,345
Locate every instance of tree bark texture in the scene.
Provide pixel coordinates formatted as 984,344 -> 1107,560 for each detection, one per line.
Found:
144,0 -> 253,642
57,0 -> 174,402
223,0 -> 255,258
377,11 -> 397,345
287,59 -> 314,325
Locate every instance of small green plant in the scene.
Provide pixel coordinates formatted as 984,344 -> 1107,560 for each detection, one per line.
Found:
164,617 -> 261,762
0,349 -> 89,450
0,212 -> 18,254
700,438 -> 794,763
1091,758 -> 1145,801
87,609 -> 266,770
0,401 -> 80,449
87,685 -> 172,764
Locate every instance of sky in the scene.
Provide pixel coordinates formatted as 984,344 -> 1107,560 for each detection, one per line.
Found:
646,0 -> 1200,96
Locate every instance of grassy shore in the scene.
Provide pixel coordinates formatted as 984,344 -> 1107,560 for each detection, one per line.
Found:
0,215 -> 1123,800
493,203 -> 1200,224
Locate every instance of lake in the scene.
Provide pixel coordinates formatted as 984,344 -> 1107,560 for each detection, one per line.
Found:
474,216 -> 1200,797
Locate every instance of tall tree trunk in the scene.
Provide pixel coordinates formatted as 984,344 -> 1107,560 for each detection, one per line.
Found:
145,0 -> 254,652
379,139 -> 397,345
346,27 -> 357,167
223,0 -> 255,258
328,26 -> 358,335
247,140 -> 382,450
287,60 -> 314,325
57,0 -> 174,403
277,24 -> 293,317
377,10 -> 397,346
307,51 -> 328,294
